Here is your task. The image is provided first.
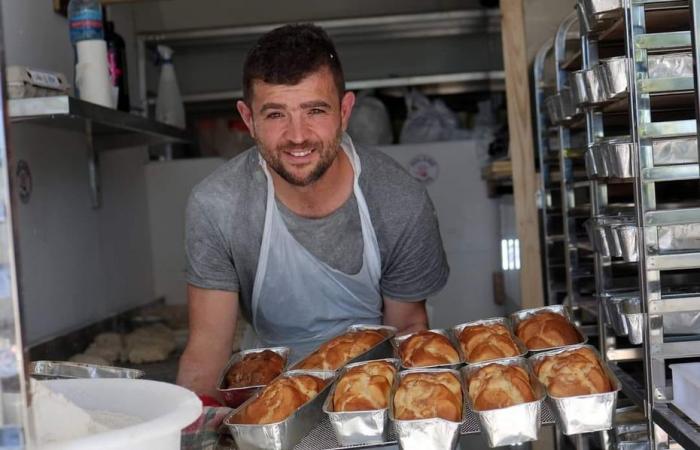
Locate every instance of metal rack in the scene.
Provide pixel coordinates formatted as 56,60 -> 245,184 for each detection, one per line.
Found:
537,1 -> 700,448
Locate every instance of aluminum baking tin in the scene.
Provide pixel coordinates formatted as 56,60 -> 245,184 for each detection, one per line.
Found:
216,346 -> 290,408
544,88 -> 578,124
392,328 -> 464,369
653,137 -> 697,165
292,324 -> 397,371
389,367 -> 464,450
603,139 -> 635,179
224,369 -> 337,450
322,358 -> 400,446
462,357 -> 545,447
585,67 -> 607,104
579,0 -> 622,32
616,224 -> 638,262
509,304 -> 586,352
601,293 -> 635,336
529,344 -> 621,435
648,52 -> 694,79
600,56 -> 628,100
29,361 -> 144,380
621,297 -> 644,345
451,317 -> 528,364
570,70 -> 590,106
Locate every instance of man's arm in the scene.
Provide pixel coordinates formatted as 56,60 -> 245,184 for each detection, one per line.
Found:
382,297 -> 429,336
177,285 -> 238,399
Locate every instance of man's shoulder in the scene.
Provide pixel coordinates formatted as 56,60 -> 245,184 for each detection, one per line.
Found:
190,147 -> 264,207
356,144 -> 427,208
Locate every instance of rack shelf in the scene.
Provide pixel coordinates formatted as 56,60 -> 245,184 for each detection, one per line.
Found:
8,96 -> 190,151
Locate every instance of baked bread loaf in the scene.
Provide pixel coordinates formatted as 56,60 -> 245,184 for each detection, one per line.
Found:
534,347 -> 612,397
399,331 -> 460,367
394,372 -> 462,421
295,330 -> 386,371
238,374 -> 326,424
333,360 -> 396,411
515,312 -> 581,350
458,323 -> 520,362
468,364 -> 535,410
225,350 -> 285,389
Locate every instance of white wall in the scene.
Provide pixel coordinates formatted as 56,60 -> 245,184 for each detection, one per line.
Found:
145,158 -> 224,305
2,1 -> 153,345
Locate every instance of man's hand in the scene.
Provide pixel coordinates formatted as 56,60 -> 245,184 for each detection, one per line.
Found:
382,297 -> 429,336
177,285 -> 239,399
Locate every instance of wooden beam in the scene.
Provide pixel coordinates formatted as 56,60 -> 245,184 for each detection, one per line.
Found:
500,0 -> 545,309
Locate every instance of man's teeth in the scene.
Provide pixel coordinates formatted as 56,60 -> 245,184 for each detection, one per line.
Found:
290,150 -> 312,157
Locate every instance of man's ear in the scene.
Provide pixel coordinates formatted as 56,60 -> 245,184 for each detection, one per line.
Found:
340,91 -> 356,131
236,100 -> 256,139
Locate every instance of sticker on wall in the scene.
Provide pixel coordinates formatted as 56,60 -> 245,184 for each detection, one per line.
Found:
408,154 -> 439,185
16,160 -> 32,204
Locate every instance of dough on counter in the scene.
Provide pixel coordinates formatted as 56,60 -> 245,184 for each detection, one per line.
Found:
124,324 -> 176,364
94,332 -> 123,349
84,342 -> 121,364
125,344 -> 170,364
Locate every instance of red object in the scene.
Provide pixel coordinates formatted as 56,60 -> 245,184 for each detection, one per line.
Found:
198,394 -> 223,407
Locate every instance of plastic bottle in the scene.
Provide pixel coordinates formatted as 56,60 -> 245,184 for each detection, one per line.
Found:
67,0 -> 103,43
104,21 -> 130,111
155,45 -> 186,129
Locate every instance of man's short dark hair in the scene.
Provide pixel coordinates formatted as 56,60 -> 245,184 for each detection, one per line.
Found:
242,24 -> 345,104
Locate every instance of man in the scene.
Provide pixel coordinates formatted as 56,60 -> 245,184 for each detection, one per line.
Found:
177,23 -> 449,399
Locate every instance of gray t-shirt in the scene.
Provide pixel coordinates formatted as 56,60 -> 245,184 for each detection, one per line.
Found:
185,143 -> 449,323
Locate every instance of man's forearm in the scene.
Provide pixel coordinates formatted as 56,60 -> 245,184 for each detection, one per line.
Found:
177,343 -> 229,399
396,319 -> 428,336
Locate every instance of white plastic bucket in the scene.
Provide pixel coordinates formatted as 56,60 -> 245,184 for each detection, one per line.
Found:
33,378 -> 202,450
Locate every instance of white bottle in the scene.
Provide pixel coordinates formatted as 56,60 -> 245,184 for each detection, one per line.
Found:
155,45 -> 185,128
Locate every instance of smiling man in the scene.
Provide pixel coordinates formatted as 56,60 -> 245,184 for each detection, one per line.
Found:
177,24 -> 449,399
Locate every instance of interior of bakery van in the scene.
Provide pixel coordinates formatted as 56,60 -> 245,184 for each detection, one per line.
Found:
2,0 -> 700,449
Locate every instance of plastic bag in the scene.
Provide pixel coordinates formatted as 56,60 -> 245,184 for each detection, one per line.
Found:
347,92 -> 393,145
400,90 -> 465,144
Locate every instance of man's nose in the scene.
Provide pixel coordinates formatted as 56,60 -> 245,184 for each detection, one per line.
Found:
284,114 -> 308,144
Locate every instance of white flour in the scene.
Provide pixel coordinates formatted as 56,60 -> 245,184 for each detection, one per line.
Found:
29,380 -> 141,447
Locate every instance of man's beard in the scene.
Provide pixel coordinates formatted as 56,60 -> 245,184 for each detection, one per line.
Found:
258,130 -> 343,187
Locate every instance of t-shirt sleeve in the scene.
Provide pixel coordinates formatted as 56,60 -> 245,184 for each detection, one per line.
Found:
185,192 -> 240,292
380,191 -> 449,301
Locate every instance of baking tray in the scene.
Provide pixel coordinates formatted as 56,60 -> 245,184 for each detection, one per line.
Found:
225,369 -> 337,450
322,358 -> 400,446
451,317 -> 528,364
389,367 -> 464,450
529,344 -> 621,435
216,346 -> 290,408
658,224 -> 700,252
29,361 -> 144,380
510,304 -> 586,352
648,52 -> 694,79
653,137 -> 697,166
462,357 -> 545,447
392,328 -> 464,369
292,324 -> 397,371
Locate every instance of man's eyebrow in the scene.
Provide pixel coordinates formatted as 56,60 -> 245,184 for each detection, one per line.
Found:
259,102 -> 286,113
300,100 -> 331,109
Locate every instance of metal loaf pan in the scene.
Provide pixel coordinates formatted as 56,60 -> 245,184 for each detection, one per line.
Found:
389,367 -> 464,450
570,70 -> 590,106
589,143 -> 610,178
600,56 -> 629,100
30,361 -> 144,380
585,146 -> 600,179
615,224 -> 638,262
510,304 -> 586,352
322,358 -> 400,446
224,369 -> 337,450
451,317 -> 528,364
392,328 -> 464,369
621,297 -> 644,345
601,293 -> 635,336
462,357 -> 545,447
603,139 -> 635,179
216,346 -> 290,408
580,0 -> 622,21
652,137 -> 698,165
529,344 -> 621,435
292,324 -> 397,371
585,66 -> 608,105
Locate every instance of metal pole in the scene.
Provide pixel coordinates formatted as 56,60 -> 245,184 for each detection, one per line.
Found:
0,3 -> 31,448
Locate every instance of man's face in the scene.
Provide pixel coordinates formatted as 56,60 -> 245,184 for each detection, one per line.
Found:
237,67 -> 355,187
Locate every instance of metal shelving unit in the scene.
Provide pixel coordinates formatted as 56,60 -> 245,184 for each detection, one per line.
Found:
537,1 -> 700,448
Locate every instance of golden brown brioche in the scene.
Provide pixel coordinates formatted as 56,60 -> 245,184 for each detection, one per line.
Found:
225,350 -> 285,388
458,324 -> 520,362
535,347 -> 612,397
398,331 -> 460,367
238,374 -> 325,424
333,361 -> 396,411
515,312 -> 581,350
295,330 -> 386,371
468,364 -> 535,411
393,372 -> 462,422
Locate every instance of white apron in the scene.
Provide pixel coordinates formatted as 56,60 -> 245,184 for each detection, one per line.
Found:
249,134 -> 383,362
